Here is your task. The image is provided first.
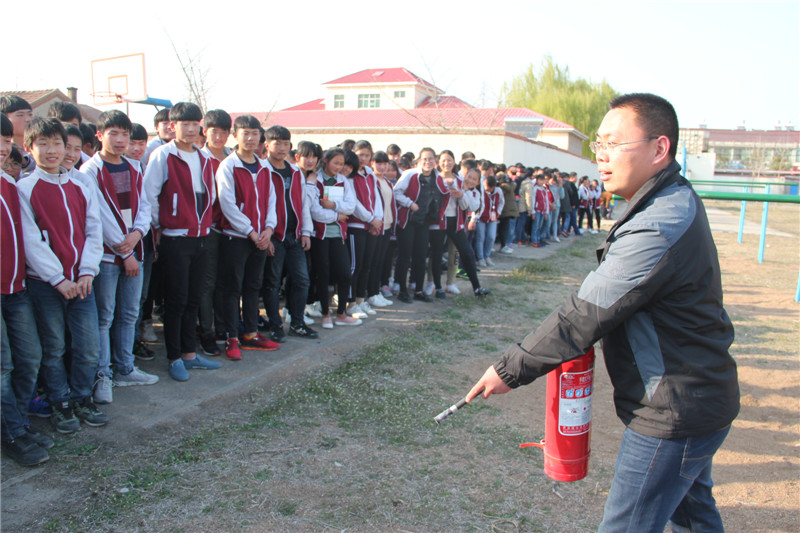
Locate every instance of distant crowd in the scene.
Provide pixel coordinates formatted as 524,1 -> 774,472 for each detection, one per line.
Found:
0,96 -> 612,466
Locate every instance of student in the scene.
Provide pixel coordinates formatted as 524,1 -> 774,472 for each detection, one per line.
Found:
16,118 -> 107,432
79,123 -> 99,164
216,114 -> 279,360
2,146 -> 23,181
126,123 -> 148,163
473,174 -> 503,267
379,159 -> 401,297
428,151 -> 489,298
294,141 -> 323,323
81,110 -> 159,403
142,108 -> 175,166
577,176 -> 595,233
548,174 -> 563,242
347,141 -> 384,316
591,179 -> 603,231
143,102 -> 222,381
393,147 -> 442,303
515,168 -> 534,245
497,172 -> 519,254
197,109 -> 233,357
366,151 -> 395,308
61,125 -> 85,172
47,101 -> 82,126
126,123 -> 158,358
0,96 -> 35,175
531,173 -> 550,247
261,125 -> 317,342
307,148 -> 361,328
386,143 -> 402,163
1,113 -> 52,465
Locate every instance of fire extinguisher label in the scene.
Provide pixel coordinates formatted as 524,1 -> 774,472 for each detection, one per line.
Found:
558,368 -> 593,436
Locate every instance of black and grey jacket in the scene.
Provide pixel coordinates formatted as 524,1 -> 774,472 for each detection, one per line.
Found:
494,161 -> 739,439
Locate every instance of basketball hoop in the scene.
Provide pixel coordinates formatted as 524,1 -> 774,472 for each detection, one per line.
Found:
91,53 -> 147,106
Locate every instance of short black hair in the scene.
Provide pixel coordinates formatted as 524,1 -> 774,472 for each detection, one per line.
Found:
0,95 -> 32,114
80,123 -> 97,146
340,139 -> 355,151
233,114 -> 261,132
371,150 -> 389,164
204,109 -> 232,131
25,117 -> 66,148
342,149 -> 359,178
460,158 -> 478,172
386,143 -> 401,156
354,140 -> 373,153
169,102 -> 203,122
7,146 -> 22,165
64,124 -> 83,144
402,151 -> 415,162
153,108 -> 170,127
130,123 -> 148,141
609,92 -> 678,159
484,175 -> 497,188
97,110 -> 132,133
461,151 -> 475,161
480,160 -> 493,171
265,125 -> 291,142
1,113 -> 12,137
296,140 -> 322,159
47,101 -> 82,124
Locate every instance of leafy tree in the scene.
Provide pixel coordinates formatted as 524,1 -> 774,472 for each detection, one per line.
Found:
502,56 -> 618,158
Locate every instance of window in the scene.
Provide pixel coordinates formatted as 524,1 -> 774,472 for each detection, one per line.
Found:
358,94 -> 380,108
333,95 -> 344,108
394,90 -> 406,99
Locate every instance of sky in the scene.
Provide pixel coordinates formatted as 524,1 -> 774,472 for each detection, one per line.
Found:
4,0 -> 798,134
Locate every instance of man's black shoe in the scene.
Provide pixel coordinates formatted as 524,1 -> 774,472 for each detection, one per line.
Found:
199,335 -> 220,356
270,328 -> 287,343
133,341 -> 155,361
2,433 -> 49,466
414,292 -> 433,303
288,324 -> 319,339
397,291 -> 413,303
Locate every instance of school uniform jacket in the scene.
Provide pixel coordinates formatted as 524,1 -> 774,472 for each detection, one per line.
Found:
375,176 -> 397,235
429,174 -> 468,231
347,166 -> 383,230
462,187 -> 482,216
393,168 -> 441,229
1,171 -> 26,294
201,146 -> 231,232
578,184 -> 591,209
475,188 -> 504,223
143,141 -> 216,238
533,185 -> 550,214
81,154 -> 151,265
265,160 -> 312,241
17,167 -> 103,287
216,153 -> 277,240
307,173 -> 356,240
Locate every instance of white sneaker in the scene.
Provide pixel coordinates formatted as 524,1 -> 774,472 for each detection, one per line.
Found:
140,320 -> 157,343
93,373 -> 113,404
322,316 -> 334,329
377,293 -> 393,306
368,295 -> 388,308
305,302 -> 323,318
347,303 -> 368,319
114,367 -> 159,387
335,315 -> 362,326
360,301 -> 377,315
553,236 -> 561,242
445,284 -> 461,295
486,257 -> 495,266
304,314 -> 314,325
500,246 -> 513,254
589,229 -> 598,234
423,281 -> 435,296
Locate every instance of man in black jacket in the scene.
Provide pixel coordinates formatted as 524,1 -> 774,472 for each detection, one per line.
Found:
467,93 -> 738,532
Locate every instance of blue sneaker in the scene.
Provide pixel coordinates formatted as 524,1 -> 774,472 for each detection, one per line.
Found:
28,395 -> 52,418
168,359 -> 190,382
183,354 -> 222,371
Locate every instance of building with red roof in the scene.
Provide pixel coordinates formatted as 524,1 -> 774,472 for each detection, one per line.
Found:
233,68 -> 597,174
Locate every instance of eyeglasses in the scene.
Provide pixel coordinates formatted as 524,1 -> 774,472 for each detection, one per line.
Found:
589,137 -> 658,154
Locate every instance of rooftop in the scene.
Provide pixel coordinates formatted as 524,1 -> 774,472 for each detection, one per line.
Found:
323,68 -> 443,93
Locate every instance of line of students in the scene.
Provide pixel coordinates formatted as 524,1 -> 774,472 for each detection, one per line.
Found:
5,95 -> 589,466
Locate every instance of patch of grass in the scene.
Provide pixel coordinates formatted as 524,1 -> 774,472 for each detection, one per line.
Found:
277,500 -> 298,516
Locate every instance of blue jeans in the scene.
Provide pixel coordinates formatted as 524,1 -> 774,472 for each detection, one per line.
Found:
531,212 -> 544,243
134,245 -> 154,341
548,209 -> 559,239
94,261 -> 144,377
27,278 -> 100,404
599,425 -> 731,533
566,207 -> 582,235
515,212 -> 529,243
474,221 -> 497,260
263,234 -> 310,330
505,217 -> 516,246
1,290 -> 43,441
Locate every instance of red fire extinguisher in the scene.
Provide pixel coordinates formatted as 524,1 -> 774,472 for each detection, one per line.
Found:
521,347 -> 595,482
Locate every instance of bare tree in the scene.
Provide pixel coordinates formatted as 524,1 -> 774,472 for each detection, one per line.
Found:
166,33 -> 210,113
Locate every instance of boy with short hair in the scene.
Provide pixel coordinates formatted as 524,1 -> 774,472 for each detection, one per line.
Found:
472,174 -> 503,267
144,102 -> 221,381
216,114 -> 279,359
47,101 -> 82,126
531,173 -> 550,247
198,109 -> 233,356
79,123 -> 98,165
81,110 -> 159,403
16,117 -> 107,433
126,123 -> 148,163
61,125 -> 84,172
1,113 -> 52,465
0,95 -> 35,175
261,125 -> 317,342
142,108 -> 175,166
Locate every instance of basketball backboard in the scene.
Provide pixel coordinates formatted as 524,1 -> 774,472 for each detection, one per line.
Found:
91,53 -> 147,106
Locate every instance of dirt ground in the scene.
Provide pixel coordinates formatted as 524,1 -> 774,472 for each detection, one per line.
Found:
1,201 -> 798,533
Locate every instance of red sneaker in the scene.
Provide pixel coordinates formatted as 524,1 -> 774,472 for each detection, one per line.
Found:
240,333 -> 279,351
225,337 -> 242,361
